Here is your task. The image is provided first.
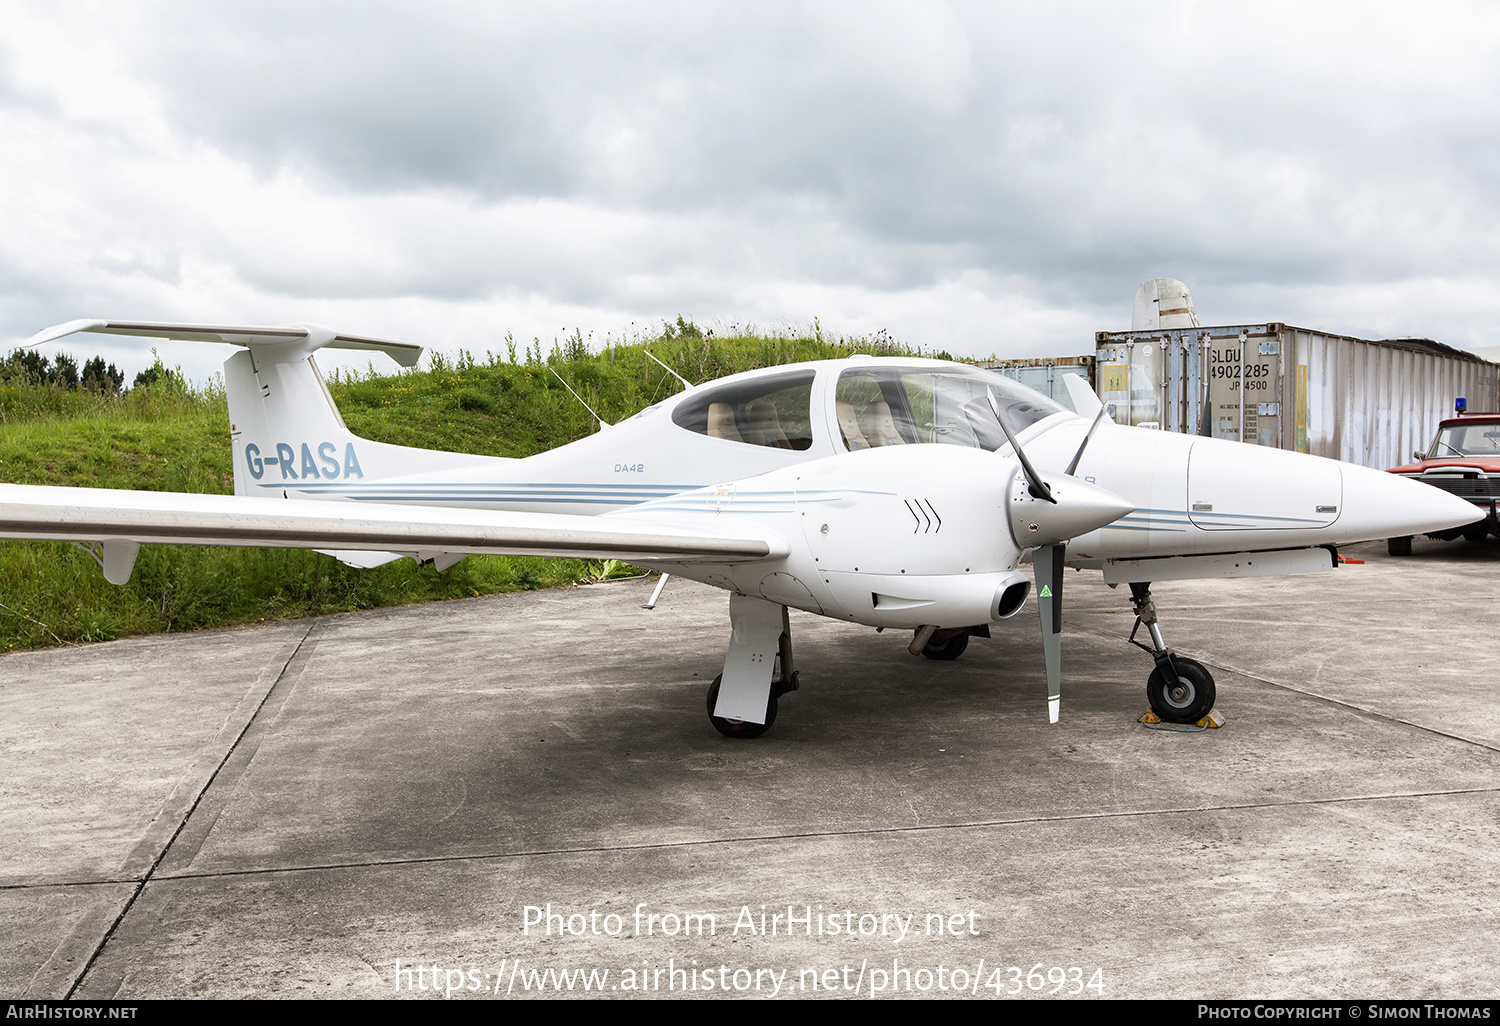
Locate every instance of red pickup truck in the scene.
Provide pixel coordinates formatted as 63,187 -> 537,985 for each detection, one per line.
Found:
1386,413 -> 1500,555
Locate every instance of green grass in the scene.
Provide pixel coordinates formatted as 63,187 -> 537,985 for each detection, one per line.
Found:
0,322 -> 927,650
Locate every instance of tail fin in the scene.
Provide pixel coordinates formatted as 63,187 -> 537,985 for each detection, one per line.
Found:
223,344 -> 506,499
226,349 -> 369,496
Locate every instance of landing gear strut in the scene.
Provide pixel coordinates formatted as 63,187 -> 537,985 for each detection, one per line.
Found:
1128,582 -> 1216,723
707,599 -> 799,738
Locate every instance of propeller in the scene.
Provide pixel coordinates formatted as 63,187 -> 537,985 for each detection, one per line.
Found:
1034,541 -> 1064,723
987,388 -> 1132,722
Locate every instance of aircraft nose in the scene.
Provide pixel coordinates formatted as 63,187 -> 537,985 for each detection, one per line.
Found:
1337,463 -> 1484,541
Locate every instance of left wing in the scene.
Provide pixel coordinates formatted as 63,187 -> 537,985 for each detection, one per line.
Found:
0,484 -> 787,584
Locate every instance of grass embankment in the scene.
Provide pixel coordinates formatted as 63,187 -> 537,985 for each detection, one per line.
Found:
0,324 -> 926,650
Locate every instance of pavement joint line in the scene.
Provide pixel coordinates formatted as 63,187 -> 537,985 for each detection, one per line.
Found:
1180,656 -> 1500,755
151,629 -> 325,877
48,621 -> 320,1002
44,783 -> 1492,887
1070,623 -> 1500,754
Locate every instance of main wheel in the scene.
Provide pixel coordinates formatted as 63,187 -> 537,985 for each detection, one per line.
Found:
919,630 -> 969,660
1463,521 -> 1490,542
1146,658 -> 1216,724
1388,536 -> 1412,556
705,674 -> 777,739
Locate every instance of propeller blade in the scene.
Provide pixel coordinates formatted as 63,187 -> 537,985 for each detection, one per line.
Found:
987,387 -> 1054,503
1064,407 -> 1109,476
1034,542 -> 1065,723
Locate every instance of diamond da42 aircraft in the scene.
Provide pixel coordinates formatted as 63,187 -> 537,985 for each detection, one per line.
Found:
0,319 -> 1480,736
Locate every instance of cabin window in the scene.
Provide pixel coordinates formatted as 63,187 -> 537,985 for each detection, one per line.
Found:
834,365 -> 1064,452
671,370 -> 816,450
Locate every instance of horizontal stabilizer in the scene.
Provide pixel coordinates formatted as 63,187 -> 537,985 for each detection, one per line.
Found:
23,319 -> 423,367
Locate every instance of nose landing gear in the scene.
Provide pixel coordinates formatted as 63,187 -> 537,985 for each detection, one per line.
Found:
1128,582 -> 1216,724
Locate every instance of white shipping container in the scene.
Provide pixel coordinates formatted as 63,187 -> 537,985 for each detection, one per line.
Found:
1094,324 -> 1499,469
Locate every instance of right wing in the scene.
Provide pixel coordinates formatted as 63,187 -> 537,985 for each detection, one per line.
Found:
0,484 -> 787,584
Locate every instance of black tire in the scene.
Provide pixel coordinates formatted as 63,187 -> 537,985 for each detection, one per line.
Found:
919,630 -> 969,660
1146,658 -> 1216,724
1462,521 -> 1489,542
1387,536 -> 1412,556
706,674 -> 777,739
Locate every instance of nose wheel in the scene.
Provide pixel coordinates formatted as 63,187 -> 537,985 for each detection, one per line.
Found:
1129,582 -> 1218,724
1146,658 -> 1216,723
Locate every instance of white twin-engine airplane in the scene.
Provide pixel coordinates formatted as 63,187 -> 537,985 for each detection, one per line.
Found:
1,319 -> 1481,736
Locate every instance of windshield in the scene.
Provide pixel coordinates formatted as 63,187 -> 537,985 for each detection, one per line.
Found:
1429,422 -> 1500,458
834,365 -> 1067,452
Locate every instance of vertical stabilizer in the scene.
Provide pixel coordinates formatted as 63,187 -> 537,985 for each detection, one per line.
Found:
224,349 -> 501,500
226,350 -> 360,497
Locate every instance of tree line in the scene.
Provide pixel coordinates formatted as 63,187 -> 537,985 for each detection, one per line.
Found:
0,348 -> 175,393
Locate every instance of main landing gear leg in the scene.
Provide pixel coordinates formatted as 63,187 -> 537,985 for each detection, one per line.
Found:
1128,582 -> 1216,724
707,595 -> 799,739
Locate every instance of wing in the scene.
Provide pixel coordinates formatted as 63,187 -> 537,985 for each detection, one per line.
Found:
23,319 -> 423,367
0,484 -> 787,584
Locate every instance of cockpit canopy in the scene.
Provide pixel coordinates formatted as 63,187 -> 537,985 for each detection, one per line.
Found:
669,361 -> 1067,453
834,364 -> 1064,452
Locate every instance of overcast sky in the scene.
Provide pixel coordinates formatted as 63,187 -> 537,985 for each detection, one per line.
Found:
3,1 -> 1499,382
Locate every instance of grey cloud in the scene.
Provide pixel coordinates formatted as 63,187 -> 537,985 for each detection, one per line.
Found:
7,1 -> 1500,365
118,0 -> 1500,300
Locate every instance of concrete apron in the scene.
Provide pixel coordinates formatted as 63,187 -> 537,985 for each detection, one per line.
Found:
2,536 -> 1497,999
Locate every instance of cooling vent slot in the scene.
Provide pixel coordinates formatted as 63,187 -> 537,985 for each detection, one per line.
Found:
904,499 -> 942,533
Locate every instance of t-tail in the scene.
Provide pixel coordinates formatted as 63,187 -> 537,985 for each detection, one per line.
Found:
23,319 -> 511,502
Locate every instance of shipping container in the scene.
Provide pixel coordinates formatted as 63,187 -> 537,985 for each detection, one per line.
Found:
969,355 -> 1095,405
1093,324 -> 1499,469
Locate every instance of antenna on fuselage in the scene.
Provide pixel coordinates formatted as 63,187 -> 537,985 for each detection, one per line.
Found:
644,349 -> 693,390
549,367 -> 611,430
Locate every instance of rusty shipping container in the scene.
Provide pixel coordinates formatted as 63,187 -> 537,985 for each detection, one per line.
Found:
1093,324 -> 1499,470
